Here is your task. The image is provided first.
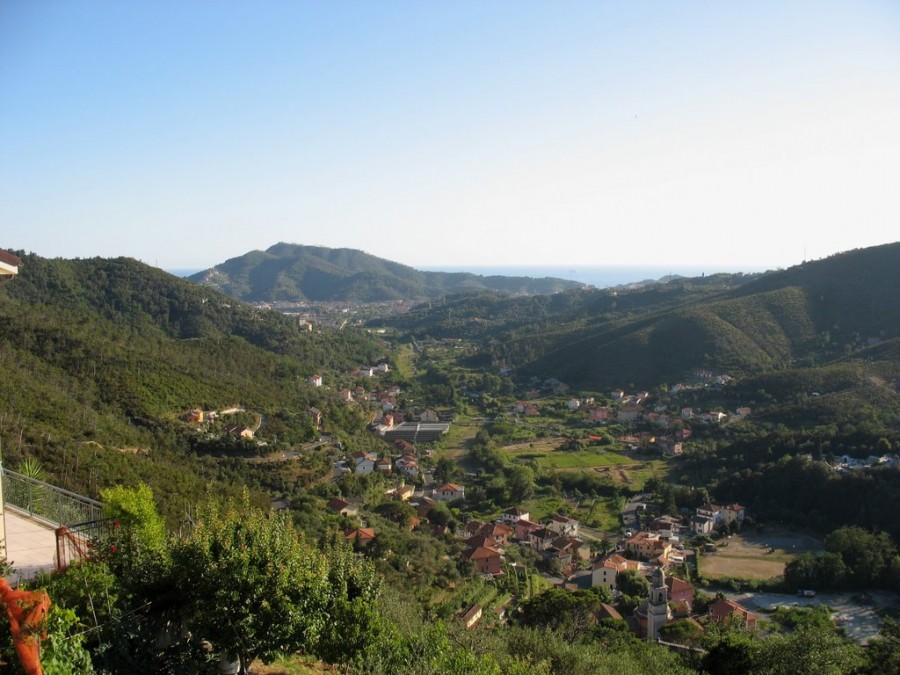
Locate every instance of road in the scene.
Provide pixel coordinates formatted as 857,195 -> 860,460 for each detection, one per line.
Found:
245,435 -> 332,464
723,589 -> 899,645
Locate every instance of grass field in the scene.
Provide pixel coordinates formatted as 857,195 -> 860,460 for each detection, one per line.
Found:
701,530 -> 822,580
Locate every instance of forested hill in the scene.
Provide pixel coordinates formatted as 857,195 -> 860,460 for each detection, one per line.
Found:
384,242 -> 900,389
188,242 -> 585,301
520,242 -> 900,387
0,253 -> 382,512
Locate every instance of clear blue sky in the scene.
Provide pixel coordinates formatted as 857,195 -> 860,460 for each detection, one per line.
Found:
2,1 -> 898,271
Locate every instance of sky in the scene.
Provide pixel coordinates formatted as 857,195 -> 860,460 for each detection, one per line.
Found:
1,1 -> 899,272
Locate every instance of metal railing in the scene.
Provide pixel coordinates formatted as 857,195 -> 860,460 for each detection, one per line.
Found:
56,519 -> 113,572
2,468 -> 103,526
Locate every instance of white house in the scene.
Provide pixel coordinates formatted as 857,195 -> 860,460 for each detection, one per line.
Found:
352,451 -> 376,474
547,514 -> 579,537
433,483 -> 465,502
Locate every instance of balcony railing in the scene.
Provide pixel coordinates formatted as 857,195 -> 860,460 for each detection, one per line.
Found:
55,518 -> 114,572
2,468 -> 103,526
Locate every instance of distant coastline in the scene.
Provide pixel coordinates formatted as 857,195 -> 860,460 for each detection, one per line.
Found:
418,264 -> 772,289
169,264 -> 772,288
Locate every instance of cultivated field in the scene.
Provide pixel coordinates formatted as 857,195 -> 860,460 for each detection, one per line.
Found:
701,530 -> 822,580
500,438 -> 668,483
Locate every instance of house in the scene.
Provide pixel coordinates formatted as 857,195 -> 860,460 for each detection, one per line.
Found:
299,321 -> 314,332
665,576 -> 694,617
567,399 -> 581,411
588,407 -> 611,423
339,388 -> 353,402
464,546 -> 503,577
412,497 -> 437,518
433,483 -> 465,503
599,603 -> 623,622
308,374 -> 323,387
723,503 -> 746,528
460,604 -> 483,630
478,522 -> 514,549
611,389 -> 625,401
375,457 -> 392,474
419,409 -> 440,423
395,455 -> 418,479
352,451 -> 376,474
225,425 -> 254,440
696,503 -> 725,527
662,442 -> 683,458
464,520 -> 486,538
690,514 -> 716,535
0,250 -> 21,282
327,497 -> 358,518
345,528 -> 376,548
550,537 -> 591,561
617,406 -> 642,423
625,532 -> 672,562
515,519 -> 542,541
547,514 -> 579,537
652,514 -> 683,532
358,367 -> 374,378
183,408 -> 204,424
394,439 -> 416,454
527,527 -> 557,552
309,407 -> 322,428
501,507 -> 530,525
394,484 -> 415,502
680,407 -> 694,420
375,363 -> 390,373
709,598 -> 757,629
591,553 -> 642,590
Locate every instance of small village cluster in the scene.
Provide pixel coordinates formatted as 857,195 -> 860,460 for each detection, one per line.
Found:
328,471 -> 756,639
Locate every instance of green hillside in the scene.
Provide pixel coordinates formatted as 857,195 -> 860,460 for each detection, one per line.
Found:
0,253 -> 383,517
378,242 -> 900,389
189,242 -> 585,301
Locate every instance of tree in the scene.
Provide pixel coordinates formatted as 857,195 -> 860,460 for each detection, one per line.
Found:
755,625 -> 865,675
518,589 -> 602,641
825,526 -> 895,587
170,492 -> 330,673
615,570 -> 649,598
433,456 -> 459,485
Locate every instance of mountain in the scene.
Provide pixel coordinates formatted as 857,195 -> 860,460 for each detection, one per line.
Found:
188,243 -> 585,302
382,242 -> 900,389
521,243 -> 900,387
0,252 -> 383,518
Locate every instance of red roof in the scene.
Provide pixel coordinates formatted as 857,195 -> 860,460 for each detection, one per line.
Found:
465,546 -> 501,561
0,250 -> 21,267
436,482 -> 462,493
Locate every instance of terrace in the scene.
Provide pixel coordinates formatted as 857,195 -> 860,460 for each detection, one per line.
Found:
2,468 -> 104,585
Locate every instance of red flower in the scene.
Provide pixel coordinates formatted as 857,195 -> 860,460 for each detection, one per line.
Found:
109,545 -> 117,553
113,521 -> 121,527
86,542 -> 93,549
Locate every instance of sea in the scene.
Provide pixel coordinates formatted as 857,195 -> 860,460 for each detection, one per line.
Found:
169,264 -> 772,289
418,264 -> 771,289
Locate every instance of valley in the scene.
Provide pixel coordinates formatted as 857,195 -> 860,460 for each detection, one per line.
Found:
1,244 -> 900,673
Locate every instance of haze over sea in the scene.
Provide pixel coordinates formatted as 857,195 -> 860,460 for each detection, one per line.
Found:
168,264 -> 773,289
418,265 -> 772,289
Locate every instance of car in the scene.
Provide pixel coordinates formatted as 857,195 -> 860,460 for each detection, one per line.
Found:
797,589 -> 816,597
